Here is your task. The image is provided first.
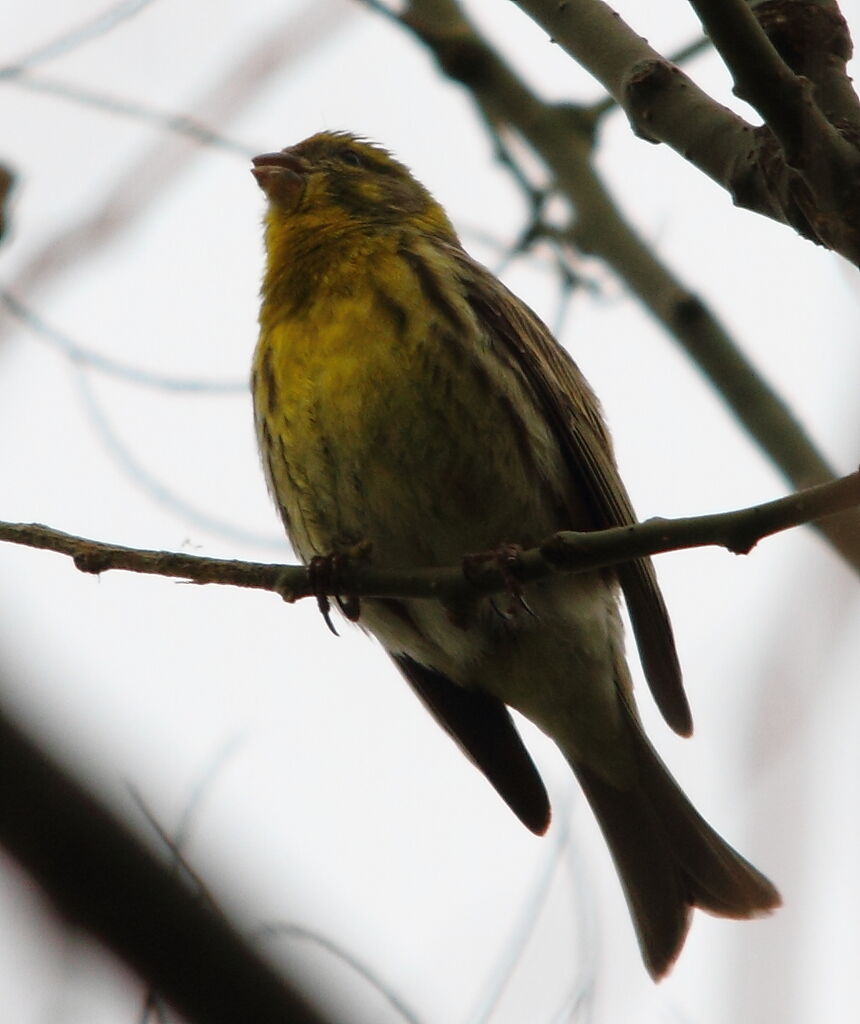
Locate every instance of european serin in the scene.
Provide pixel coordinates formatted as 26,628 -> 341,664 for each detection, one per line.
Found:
250,131 -> 779,978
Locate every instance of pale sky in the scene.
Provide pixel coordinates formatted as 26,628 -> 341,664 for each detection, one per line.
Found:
1,2 -> 859,1022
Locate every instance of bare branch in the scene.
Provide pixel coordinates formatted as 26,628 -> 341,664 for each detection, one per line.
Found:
512,0 -> 860,262
0,0 -> 356,344
0,163 -> 13,242
686,0 -> 860,238
542,470 -> 860,568
2,0 -> 161,72
2,472 -> 858,602
589,32 -> 714,120
686,0 -> 855,163
386,0 -> 860,570
755,0 -> 860,132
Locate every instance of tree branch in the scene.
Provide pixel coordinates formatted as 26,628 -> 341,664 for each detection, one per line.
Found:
686,0 -> 860,238
386,0 -> 860,571
755,0 -> 860,134
0,162 -> 13,241
512,0 -> 860,263
2,472 -> 858,602
687,0 -> 855,163
0,697 -> 333,1024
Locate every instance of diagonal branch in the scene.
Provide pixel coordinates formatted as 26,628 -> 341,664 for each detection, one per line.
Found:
754,0 -> 860,133
0,697 -> 333,1024
0,0 -> 355,346
511,0 -> 860,263
685,0 -> 860,234
685,0 -> 855,162
388,0 -> 860,570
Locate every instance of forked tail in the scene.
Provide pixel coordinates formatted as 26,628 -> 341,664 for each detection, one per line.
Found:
571,717 -> 780,979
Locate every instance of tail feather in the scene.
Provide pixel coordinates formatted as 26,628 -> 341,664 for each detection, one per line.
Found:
571,719 -> 780,979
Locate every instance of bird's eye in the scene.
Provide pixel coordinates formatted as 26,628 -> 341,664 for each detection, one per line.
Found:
338,148 -> 363,168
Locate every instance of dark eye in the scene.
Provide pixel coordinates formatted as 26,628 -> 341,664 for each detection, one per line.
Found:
338,148 -> 363,168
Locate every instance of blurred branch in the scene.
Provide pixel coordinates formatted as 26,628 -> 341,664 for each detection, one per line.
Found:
128,768 -> 423,1024
70,371 -> 280,548
2,0 -> 160,71
380,0 -> 860,570
0,290 -> 275,547
256,924 -> 423,1024
0,698 -> 333,1024
4,74 -> 253,155
0,0 -> 355,345
1,290 -> 244,392
0,163 -> 13,241
2,471 -> 858,602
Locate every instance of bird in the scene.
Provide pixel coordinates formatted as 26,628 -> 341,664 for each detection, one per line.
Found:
250,130 -> 780,978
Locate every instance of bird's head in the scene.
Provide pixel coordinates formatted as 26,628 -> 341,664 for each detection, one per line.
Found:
252,131 -> 457,243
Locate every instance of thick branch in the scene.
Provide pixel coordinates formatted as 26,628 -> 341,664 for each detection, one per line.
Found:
686,0 -> 860,240
755,0 -> 860,133
512,0 -> 860,262
0,699 -> 332,1024
687,0 -> 856,163
2,472 -> 858,601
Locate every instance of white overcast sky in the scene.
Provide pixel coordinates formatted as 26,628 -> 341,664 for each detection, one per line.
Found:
1,2 -> 859,1022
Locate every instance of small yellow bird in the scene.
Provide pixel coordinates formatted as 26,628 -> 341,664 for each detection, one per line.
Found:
250,131 -> 779,978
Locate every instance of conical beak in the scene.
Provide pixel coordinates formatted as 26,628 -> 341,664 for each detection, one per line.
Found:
251,151 -> 305,210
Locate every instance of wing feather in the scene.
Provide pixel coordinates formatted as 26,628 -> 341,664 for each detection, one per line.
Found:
453,246 -> 692,736
393,654 -> 551,835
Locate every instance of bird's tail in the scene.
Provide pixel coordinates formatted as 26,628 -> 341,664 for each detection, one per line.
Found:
569,716 -> 780,979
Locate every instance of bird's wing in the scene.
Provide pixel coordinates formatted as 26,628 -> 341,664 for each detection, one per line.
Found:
393,654 -> 551,835
453,246 -> 692,736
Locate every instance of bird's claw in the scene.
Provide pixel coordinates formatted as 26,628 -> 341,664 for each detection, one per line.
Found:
307,543 -> 369,634
463,542 -> 536,619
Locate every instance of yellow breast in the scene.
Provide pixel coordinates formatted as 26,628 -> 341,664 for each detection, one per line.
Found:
252,236 -> 562,568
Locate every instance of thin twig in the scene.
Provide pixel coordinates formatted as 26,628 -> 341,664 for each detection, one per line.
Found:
0,0 -> 161,73
3,75 -> 254,156
72,371 -> 281,548
256,923 -> 424,1024
1,290 -> 245,393
2,472 -> 857,602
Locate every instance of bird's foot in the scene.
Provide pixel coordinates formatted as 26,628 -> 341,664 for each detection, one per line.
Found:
463,542 -> 536,619
307,541 -> 371,634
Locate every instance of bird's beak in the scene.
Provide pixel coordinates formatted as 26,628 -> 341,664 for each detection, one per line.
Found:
251,151 -> 305,210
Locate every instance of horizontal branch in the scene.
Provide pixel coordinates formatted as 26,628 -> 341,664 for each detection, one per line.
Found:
2,471 -> 857,604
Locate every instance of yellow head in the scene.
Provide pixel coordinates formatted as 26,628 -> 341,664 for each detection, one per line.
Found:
252,131 -> 458,244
